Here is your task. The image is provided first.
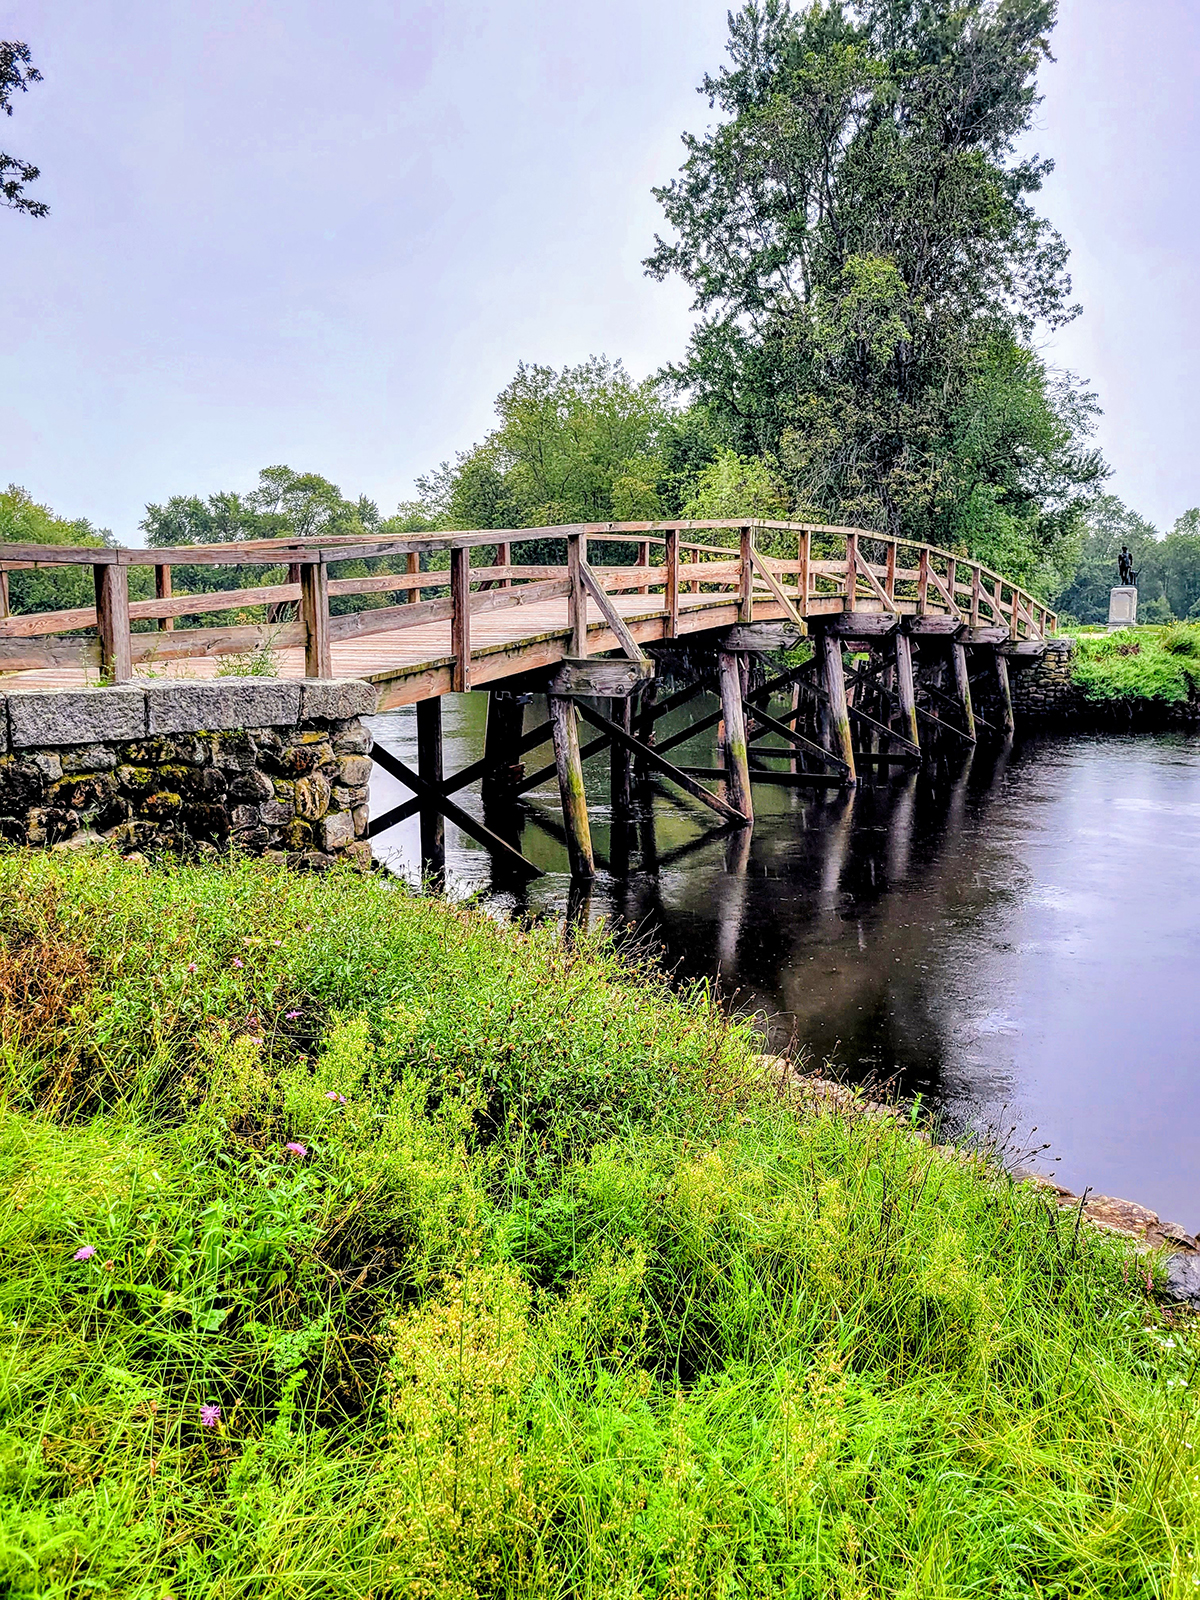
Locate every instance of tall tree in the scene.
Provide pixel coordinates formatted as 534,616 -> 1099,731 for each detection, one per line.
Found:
647,0 -> 1104,590
1,41 -> 48,217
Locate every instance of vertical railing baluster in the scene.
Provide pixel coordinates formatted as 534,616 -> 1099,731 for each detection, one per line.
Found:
496,541 -> 511,589
450,544 -> 471,689
885,540 -> 896,603
739,524 -> 754,623
94,560 -> 132,683
918,549 -> 930,616
155,564 -> 174,632
798,529 -> 810,617
945,556 -> 956,619
664,528 -> 679,638
566,532 -> 587,657
845,528 -> 858,613
300,560 -> 332,679
637,539 -> 649,595
970,566 -> 981,628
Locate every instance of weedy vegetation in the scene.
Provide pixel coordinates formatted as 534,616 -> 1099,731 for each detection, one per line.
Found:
0,853 -> 1196,1597
1073,622 -> 1200,708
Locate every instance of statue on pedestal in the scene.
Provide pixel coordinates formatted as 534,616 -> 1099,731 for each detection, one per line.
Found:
1108,547 -> 1138,629
1118,545 -> 1135,586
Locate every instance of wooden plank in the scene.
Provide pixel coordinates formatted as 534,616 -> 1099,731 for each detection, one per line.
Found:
844,528 -> 858,612
94,563 -> 132,683
885,541 -> 896,603
748,550 -> 805,629
738,526 -> 753,623
918,548 -> 930,615
854,551 -> 898,612
300,562 -> 332,679
0,636 -> 100,673
575,701 -> 747,824
129,619 -> 306,664
450,545 -> 470,692
798,530 -> 810,613
579,560 -> 648,661
0,541 -> 119,566
369,738 -> 542,876
548,656 -> 654,696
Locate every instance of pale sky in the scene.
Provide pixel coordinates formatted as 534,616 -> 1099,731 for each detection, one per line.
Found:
1,0 -> 1197,542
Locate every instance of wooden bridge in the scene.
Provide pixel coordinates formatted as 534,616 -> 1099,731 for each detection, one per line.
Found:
0,521 -> 1054,880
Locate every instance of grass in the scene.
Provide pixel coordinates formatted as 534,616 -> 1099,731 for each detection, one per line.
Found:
0,851 -> 1196,1598
1072,622 -> 1200,707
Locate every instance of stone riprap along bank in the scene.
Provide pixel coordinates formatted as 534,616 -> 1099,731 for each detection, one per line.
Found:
0,678 -> 378,867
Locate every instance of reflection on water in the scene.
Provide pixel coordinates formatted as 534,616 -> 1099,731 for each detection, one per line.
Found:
369,696 -> 1200,1227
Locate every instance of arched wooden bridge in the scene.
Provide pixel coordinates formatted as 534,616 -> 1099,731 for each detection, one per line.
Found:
0,521 -> 1054,879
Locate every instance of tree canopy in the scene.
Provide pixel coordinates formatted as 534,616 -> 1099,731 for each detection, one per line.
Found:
645,0 -> 1105,592
1056,499 -> 1200,625
1,41 -> 48,218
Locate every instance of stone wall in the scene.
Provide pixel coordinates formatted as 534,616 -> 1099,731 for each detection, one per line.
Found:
0,678 -> 378,868
1009,638 -> 1085,723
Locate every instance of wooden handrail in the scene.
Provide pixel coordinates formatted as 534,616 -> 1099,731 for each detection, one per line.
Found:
0,520 -> 1056,681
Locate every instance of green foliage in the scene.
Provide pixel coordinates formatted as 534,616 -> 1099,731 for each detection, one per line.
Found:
682,447 -> 787,521
0,485 -> 133,614
647,0 -> 1105,589
1056,498 -> 1200,624
0,41 -> 47,218
0,853 -> 1194,1596
1073,623 -> 1200,705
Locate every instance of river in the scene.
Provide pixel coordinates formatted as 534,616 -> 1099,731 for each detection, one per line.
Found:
368,695 -> 1200,1230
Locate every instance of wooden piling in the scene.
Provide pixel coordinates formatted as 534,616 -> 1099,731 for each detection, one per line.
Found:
416,696 -> 445,882
300,561 -> 332,679
609,696 -> 633,817
549,695 -> 594,879
950,640 -> 977,740
894,631 -> 920,750
482,692 -> 525,807
994,649 -> 1015,739
818,631 -> 857,784
718,650 -> 753,823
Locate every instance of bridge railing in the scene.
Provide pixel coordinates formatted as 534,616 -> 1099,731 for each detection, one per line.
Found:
0,521 -> 1055,683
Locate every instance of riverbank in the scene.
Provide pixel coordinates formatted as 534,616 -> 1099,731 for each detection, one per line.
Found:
1,852 -> 1197,1596
1014,624 -> 1200,727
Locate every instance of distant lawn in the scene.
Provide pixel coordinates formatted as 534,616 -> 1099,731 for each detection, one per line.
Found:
0,852 -> 1196,1598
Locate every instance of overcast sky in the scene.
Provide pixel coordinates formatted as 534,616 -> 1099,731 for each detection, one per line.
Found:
2,0 -> 1197,543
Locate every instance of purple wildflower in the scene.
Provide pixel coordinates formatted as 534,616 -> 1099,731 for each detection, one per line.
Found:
324,1091 -> 347,1104
185,962 -> 198,974
284,1142 -> 307,1158
286,1010 -> 301,1020
200,1403 -> 220,1428
232,957 -> 244,969
73,1244 -> 96,1262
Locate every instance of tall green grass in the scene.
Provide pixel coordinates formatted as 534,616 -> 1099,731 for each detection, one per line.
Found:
0,852 -> 1195,1598
1073,622 -> 1200,706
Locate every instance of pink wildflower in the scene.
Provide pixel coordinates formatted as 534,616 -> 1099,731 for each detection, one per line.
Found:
232,957 -> 244,969
324,1091 -> 347,1104
185,962 -> 197,974
284,1142 -> 307,1158
73,1244 -> 96,1262
200,1403 -> 220,1428
286,1010 -> 301,1020
1147,1270 -> 1154,1294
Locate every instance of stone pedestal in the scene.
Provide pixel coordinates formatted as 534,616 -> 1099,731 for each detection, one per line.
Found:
1107,586 -> 1138,630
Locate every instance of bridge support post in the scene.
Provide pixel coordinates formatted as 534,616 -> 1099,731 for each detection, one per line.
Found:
481,691 -> 525,808
950,640 -> 976,741
549,695 -> 594,879
609,696 -> 633,818
994,650 -> 1015,739
717,650 -> 753,823
416,697 -> 445,884
818,632 -> 857,784
894,632 -> 920,750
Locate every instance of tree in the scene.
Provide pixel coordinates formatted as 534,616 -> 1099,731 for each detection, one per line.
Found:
409,358 -> 683,564
646,0 -> 1104,591
1,42 -> 48,218
682,448 -> 787,520
0,485 -> 119,612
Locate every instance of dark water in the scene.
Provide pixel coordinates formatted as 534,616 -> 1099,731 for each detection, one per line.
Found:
368,696 -> 1200,1229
